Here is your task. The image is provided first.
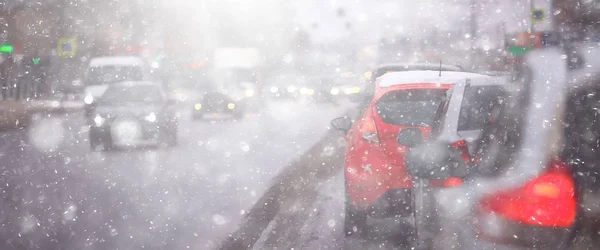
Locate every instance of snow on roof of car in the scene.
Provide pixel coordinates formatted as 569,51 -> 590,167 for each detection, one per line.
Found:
377,71 -> 489,88
376,63 -> 463,72
112,81 -> 160,88
89,56 -> 145,67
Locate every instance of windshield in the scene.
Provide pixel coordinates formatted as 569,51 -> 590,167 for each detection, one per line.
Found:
100,85 -> 164,103
4,1 -> 600,250
86,66 -> 144,86
375,89 -> 447,126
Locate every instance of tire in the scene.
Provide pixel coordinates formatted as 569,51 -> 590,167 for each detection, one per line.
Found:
159,126 -> 177,147
89,135 -> 112,151
89,135 -> 100,151
167,128 -> 178,146
192,112 -> 203,120
344,177 -> 368,238
90,129 -> 112,151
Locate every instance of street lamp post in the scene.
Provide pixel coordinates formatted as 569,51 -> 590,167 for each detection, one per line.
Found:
529,0 -> 535,33
469,0 -> 478,68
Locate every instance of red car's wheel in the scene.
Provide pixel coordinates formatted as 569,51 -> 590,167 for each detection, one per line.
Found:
344,177 -> 367,238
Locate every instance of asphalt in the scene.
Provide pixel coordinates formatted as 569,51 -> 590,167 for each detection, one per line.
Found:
3,98 -> 598,250
219,107 -> 416,250
0,100 -> 349,250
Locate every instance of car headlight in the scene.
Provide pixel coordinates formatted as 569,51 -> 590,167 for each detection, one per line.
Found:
344,87 -> 361,94
227,103 -> 236,110
144,112 -> 157,122
330,88 -> 340,95
84,95 -> 94,105
270,86 -> 279,93
300,88 -> 315,95
93,114 -> 105,126
287,86 -> 297,93
194,103 -> 202,110
245,89 -> 255,97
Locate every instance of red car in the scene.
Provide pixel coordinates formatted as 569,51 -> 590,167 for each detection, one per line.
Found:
331,70 -> 490,237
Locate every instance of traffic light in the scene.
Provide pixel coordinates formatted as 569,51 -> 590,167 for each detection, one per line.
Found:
0,43 -> 14,54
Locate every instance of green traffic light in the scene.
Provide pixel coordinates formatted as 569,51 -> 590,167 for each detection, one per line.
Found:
0,44 -> 14,54
32,57 -> 40,65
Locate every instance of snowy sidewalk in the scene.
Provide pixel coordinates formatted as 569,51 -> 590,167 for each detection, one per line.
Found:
0,99 -> 84,131
25,99 -> 84,113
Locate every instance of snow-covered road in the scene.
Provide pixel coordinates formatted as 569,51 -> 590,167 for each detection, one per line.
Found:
0,100 -> 350,250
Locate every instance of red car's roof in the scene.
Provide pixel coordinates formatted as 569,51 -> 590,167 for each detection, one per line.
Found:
372,70 -> 488,98
376,71 -> 487,87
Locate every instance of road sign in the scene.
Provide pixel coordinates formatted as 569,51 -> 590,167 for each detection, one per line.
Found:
513,32 -> 542,47
58,38 -> 77,57
508,46 -> 535,56
532,9 -> 545,22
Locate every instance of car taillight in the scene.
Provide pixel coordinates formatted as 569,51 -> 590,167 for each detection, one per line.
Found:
451,139 -> 470,162
359,116 -> 380,144
443,177 -> 463,187
532,182 -> 561,199
476,160 -> 576,246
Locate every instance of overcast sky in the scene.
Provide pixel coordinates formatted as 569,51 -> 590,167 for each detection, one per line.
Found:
291,0 -> 550,46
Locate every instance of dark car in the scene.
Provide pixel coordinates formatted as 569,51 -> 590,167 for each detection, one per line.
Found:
88,81 -> 178,150
265,74 -> 308,100
191,92 -> 244,120
404,49 -> 600,249
310,75 -> 362,103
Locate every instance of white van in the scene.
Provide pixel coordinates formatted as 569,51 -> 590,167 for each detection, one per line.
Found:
83,56 -> 149,105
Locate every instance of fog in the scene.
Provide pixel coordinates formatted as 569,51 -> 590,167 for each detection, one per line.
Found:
2,0 -> 600,250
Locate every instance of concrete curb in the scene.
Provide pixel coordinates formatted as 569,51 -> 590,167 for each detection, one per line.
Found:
218,107 -> 360,250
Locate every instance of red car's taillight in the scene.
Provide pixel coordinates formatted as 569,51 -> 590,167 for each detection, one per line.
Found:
359,116 -> 380,144
451,139 -> 471,163
476,160 -> 576,245
443,177 -> 463,187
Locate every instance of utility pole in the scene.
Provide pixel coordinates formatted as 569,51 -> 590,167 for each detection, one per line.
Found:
54,0 -> 68,98
528,0 -> 535,33
469,0 -> 478,68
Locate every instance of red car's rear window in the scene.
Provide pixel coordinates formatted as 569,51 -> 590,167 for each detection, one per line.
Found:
375,89 -> 447,126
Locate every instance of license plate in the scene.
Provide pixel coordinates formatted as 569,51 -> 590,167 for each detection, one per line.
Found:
204,113 -> 232,119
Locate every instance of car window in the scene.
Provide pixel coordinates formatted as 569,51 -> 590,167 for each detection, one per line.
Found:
101,85 -> 164,103
457,85 -> 506,131
375,89 -> 448,126
86,66 -> 144,86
